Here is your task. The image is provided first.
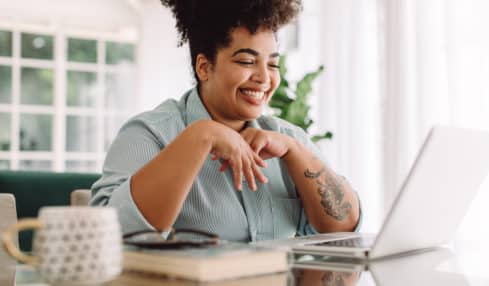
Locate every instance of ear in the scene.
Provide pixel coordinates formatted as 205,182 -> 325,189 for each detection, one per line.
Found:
195,54 -> 211,82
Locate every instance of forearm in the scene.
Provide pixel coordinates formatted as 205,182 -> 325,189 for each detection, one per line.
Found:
282,139 -> 360,232
131,120 -> 213,231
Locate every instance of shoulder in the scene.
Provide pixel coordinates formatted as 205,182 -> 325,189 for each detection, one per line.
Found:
129,99 -> 181,126
118,91 -> 191,141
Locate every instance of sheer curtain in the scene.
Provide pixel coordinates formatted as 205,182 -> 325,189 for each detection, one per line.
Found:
318,0 -> 382,232
317,0 -> 489,236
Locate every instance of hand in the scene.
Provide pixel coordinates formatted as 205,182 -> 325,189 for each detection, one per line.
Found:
240,128 -> 292,160
219,128 -> 293,173
204,121 -> 268,191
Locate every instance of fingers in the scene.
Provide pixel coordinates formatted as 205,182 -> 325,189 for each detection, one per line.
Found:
229,158 -> 242,191
211,128 -> 271,192
242,158 -> 257,191
252,151 -> 267,168
252,159 -> 268,185
241,128 -> 270,161
249,136 -> 268,156
214,151 -> 267,191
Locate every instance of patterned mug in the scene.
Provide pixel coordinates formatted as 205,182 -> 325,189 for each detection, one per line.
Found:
1,206 -> 122,284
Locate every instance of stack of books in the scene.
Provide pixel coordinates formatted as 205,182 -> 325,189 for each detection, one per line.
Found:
123,242 -> 289,282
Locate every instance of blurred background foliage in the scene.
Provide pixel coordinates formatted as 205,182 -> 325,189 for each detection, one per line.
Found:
269,55 -> 332,142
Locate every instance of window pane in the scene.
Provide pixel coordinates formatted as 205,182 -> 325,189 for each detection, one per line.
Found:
0,160 -> 10,170
19,160 -> 51,171
105,71 -> 135,109
0,113 -> 11,151
21,67 -> 54,105
104,115 -> 126,151
65,160 -> 97,173
20,114 -> 53,151
21,32 -> 54,60
67,38 -> 97,63
105,42 -> 135,65
66,115 -> 97,152
0,65 -> 12,103
67,71 -> 97,107
0,30 -> 12,57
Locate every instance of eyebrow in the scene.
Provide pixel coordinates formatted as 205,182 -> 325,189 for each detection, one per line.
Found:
231,48 -> 280,58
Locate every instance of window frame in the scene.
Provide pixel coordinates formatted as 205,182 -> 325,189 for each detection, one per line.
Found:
0,23 -> 138,172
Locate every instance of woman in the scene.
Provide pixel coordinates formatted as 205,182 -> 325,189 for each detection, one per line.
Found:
91,0 -> 361,241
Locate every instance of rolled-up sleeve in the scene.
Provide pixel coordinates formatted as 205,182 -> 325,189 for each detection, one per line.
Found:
90,118 -> 163,234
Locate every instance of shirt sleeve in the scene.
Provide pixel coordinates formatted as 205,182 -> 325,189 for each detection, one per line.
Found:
90,119 -> 163,235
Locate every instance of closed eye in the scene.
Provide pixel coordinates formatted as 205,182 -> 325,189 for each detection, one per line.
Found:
236,60 -> 254,65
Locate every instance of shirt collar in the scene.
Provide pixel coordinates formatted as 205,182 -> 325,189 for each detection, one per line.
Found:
184,87 -> 212,126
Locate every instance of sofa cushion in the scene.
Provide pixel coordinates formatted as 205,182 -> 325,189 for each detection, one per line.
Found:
0,170 -> 100,252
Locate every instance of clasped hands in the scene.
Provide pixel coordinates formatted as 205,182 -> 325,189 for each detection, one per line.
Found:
205,120 -> 295,191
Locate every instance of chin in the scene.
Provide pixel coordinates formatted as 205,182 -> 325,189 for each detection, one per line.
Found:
240,107 -> 263,120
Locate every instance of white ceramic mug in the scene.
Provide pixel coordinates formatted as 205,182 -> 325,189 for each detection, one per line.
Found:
1,206 -> 122,284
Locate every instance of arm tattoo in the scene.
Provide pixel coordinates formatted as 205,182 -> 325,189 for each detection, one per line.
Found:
304,168 -> 352,221
322,271 -> 352,286
304,167 -> 325,178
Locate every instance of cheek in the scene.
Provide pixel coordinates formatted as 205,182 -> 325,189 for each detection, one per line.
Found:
222,67 -> 251,87
270,71 -> 281,90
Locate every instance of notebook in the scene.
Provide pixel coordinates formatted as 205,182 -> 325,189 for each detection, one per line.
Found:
123,242 -> 288,281
257,126 -> 489,260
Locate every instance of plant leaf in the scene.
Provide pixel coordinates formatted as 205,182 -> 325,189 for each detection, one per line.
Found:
311,131 -> 333,142
284,100 -> 311,131
270,55 -> 333,141
295,65 -> 324,100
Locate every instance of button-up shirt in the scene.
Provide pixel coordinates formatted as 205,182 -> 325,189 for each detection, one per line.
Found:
91,88 -> 361,241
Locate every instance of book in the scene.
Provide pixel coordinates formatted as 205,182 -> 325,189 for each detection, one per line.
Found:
122,242 -> 288,282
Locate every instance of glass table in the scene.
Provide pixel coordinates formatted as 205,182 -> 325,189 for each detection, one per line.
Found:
3,240 -> 489,286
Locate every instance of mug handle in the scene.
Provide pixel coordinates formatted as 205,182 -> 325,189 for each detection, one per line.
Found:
1,218 -> 43,265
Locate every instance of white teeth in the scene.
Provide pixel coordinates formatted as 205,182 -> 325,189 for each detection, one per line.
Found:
240,89 -> 265,100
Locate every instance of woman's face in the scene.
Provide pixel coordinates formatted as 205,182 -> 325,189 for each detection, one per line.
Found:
198,26 -> 280,130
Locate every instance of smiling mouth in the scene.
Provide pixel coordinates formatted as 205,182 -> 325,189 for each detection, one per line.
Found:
239,88 -> 267,101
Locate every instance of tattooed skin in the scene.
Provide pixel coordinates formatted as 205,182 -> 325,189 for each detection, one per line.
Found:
304,168 -> 352,221
321,271 -> 352,286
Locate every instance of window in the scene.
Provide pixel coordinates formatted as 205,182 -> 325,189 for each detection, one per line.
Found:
0,27 -> 137,172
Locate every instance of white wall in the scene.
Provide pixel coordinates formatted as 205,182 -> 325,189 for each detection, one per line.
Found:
138,0 -> 192,110
0,0 -> 138,35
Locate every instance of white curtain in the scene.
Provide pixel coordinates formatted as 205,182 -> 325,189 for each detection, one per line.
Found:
317,0 -> 489,236
318,0 -> 382,232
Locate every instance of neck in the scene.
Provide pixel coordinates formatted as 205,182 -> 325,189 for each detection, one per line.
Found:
198,87 -> 246,132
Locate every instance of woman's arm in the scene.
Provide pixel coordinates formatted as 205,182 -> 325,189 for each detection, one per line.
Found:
240,127 -> 360,233
131,119 -> 267,231
281,139 -> 360,232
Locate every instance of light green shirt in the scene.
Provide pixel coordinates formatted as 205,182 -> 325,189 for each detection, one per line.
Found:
91,88 -> 361,241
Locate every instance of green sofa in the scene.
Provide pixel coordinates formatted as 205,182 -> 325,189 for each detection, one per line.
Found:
0,170 -> 100,252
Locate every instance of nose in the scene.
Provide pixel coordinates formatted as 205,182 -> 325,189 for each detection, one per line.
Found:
251,63 -> 270,85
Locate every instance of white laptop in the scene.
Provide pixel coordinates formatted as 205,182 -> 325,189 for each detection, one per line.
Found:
257,126 -> 489,260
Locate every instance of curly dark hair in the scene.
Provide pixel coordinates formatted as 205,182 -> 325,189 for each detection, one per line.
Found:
160,0 -> 302,84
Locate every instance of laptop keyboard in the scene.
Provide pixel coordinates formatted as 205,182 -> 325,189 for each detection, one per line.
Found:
311,237 -> 374,248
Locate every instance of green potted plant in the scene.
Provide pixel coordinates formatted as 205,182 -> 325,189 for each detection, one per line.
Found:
269,55 -> 332,142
